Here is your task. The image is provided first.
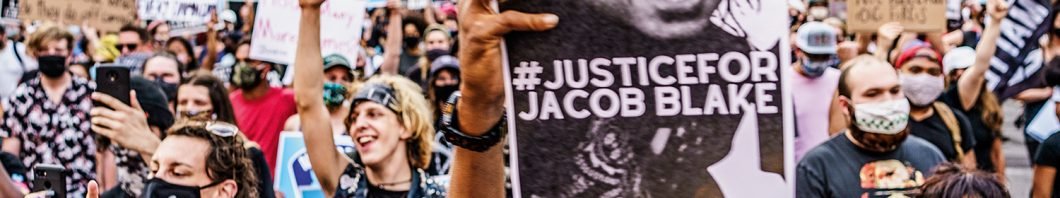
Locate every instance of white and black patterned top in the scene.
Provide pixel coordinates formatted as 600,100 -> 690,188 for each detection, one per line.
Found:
334,153 -> 447,198
0,77 -> 97,198
112,146 -> 148,197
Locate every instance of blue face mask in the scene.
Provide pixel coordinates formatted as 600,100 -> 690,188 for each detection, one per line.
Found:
800,56 -> 837,78
323,82 -> 348,108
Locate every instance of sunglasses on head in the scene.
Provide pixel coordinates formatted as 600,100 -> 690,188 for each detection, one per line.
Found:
182,121 -> 240,137
116,43 -> 139,51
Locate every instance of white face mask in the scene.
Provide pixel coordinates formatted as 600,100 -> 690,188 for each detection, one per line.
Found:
901,74 -> 945,106
809,6 -> 829,20
852,99 -> 911,135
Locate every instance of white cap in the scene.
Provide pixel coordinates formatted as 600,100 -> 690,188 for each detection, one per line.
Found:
220,10 -> 238,23
795,22 -> 837,55
943,46 -> 976,75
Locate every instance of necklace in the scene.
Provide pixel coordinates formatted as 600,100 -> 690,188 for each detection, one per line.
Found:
372,178 -> 412,190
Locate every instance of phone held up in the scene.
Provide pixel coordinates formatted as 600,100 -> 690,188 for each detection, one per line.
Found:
93,64 -> 131,148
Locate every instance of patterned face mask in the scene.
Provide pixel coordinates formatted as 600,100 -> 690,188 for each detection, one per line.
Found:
323,82 -> 348,108
851,99 -> 911,135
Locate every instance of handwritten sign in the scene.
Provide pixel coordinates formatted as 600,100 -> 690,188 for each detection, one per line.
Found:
138,0 -> 225,23
19,0 -> 137,31
847,0 -> 946,32
250,0 -> 365,65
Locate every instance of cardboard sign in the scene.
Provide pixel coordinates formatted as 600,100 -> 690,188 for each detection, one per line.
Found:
500,1 -> 793,197
18,0 -> 137,31
250,0 -> 365,65
137,0 -> 225,23
274,132 -> 356,198
846,0 -> 947,32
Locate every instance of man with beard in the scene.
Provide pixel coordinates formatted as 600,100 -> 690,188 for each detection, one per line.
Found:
796,56 -> 946,198
230,56 -> 297,174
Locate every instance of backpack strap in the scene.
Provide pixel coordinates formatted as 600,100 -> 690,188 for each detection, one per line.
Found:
933,102 -> 964,161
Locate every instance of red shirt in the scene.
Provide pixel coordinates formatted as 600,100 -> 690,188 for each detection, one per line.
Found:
231,87 -> 297,174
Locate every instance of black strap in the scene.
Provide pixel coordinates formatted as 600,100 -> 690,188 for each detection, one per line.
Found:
11,41 -> 24,72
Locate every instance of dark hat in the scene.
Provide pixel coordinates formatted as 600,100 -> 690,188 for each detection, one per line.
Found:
429,55 -> 460,78
323,54 -> 353,72
131,77 -> 175,132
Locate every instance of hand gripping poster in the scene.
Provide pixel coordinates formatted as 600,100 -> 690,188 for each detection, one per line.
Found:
500,0 -> 794,197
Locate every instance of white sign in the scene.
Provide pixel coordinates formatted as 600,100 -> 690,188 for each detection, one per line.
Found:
137,0 -> 225,22
250,0 -> 365,65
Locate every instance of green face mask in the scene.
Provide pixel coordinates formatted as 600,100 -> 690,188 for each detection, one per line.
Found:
323,82 -> 348,108
232,62 -> 263,90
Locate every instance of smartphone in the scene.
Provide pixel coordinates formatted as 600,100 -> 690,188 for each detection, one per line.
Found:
93,64 -> 130,148
94,64 -> 131,107
31,164 -> 66,198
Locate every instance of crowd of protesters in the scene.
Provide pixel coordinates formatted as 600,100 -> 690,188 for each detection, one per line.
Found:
0,0 -> 1056,197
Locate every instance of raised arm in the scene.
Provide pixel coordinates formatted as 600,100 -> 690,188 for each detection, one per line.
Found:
201,12 -> 220,72
448,0 -> 557,197
875,22 -> 903,61
242,0 -> 256,34
293,0 -> 346,197
957,0 -> 1007,111
379,2 -> 404,75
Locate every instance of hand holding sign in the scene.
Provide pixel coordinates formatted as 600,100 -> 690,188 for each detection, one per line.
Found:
456,0 -> 558,136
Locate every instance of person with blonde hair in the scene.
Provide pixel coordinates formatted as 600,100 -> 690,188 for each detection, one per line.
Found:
294,0 -> 444,197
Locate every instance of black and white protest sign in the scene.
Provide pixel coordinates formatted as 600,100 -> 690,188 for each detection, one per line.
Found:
501,0 -> 793,197
137,0 -> 222,22
988,0 -> 1053,99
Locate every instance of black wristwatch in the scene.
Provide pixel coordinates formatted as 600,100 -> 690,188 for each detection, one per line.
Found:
440,91 -> 507,152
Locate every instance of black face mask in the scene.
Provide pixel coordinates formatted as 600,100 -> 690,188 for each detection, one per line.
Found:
38,55 -> 68,78
232,62 -> 263,90
426,49 -> 450,62
404,36 -> 421,49
141,178 -> 222,198
153,78 -> 179,102
434,84 -> 459,104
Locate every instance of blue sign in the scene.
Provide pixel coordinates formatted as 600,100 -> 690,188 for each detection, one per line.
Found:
274,132 -> 356,198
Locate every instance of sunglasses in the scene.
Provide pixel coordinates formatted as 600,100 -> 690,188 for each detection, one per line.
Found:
182,121 -> 240,137
116,43 -> 139,51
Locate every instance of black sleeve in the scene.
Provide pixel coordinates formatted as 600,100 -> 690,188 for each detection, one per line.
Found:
952,108 -> 977,152
250,147 -> 276,198
940,86 -> 964,111
1035,134 -> 1060,167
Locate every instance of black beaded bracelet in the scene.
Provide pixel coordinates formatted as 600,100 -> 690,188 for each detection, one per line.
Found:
440,91 -> 507,152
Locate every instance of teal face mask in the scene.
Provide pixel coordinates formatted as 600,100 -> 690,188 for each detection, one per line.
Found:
323,82 -> 348,108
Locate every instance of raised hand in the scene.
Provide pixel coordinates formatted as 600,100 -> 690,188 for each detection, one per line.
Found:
456,0 -> 558,136
987,0 -> 1009,21
300,0 -> 326,8
877,22 -> 904,45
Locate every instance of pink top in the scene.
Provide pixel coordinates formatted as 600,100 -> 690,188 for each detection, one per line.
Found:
790,66 -> 840,163
231,87 -> 298,174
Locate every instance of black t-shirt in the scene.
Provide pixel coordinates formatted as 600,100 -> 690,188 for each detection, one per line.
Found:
1035,132 -> 1060,198
909,89 -> 976,162
939,85 -> 999,171
366,184 -> 408,198
796,132 -> 946,198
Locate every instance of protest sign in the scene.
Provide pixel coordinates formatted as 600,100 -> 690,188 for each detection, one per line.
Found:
138,0 -> 223,22
501,1 -> 793,197
846,0 -> 946,32
250,0 -> 365,65
365,0 -> 428,9
274,132 -> 356,198
166,21 -> 209,36
987,0 -> 1052,99
18,0 -> 136,31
